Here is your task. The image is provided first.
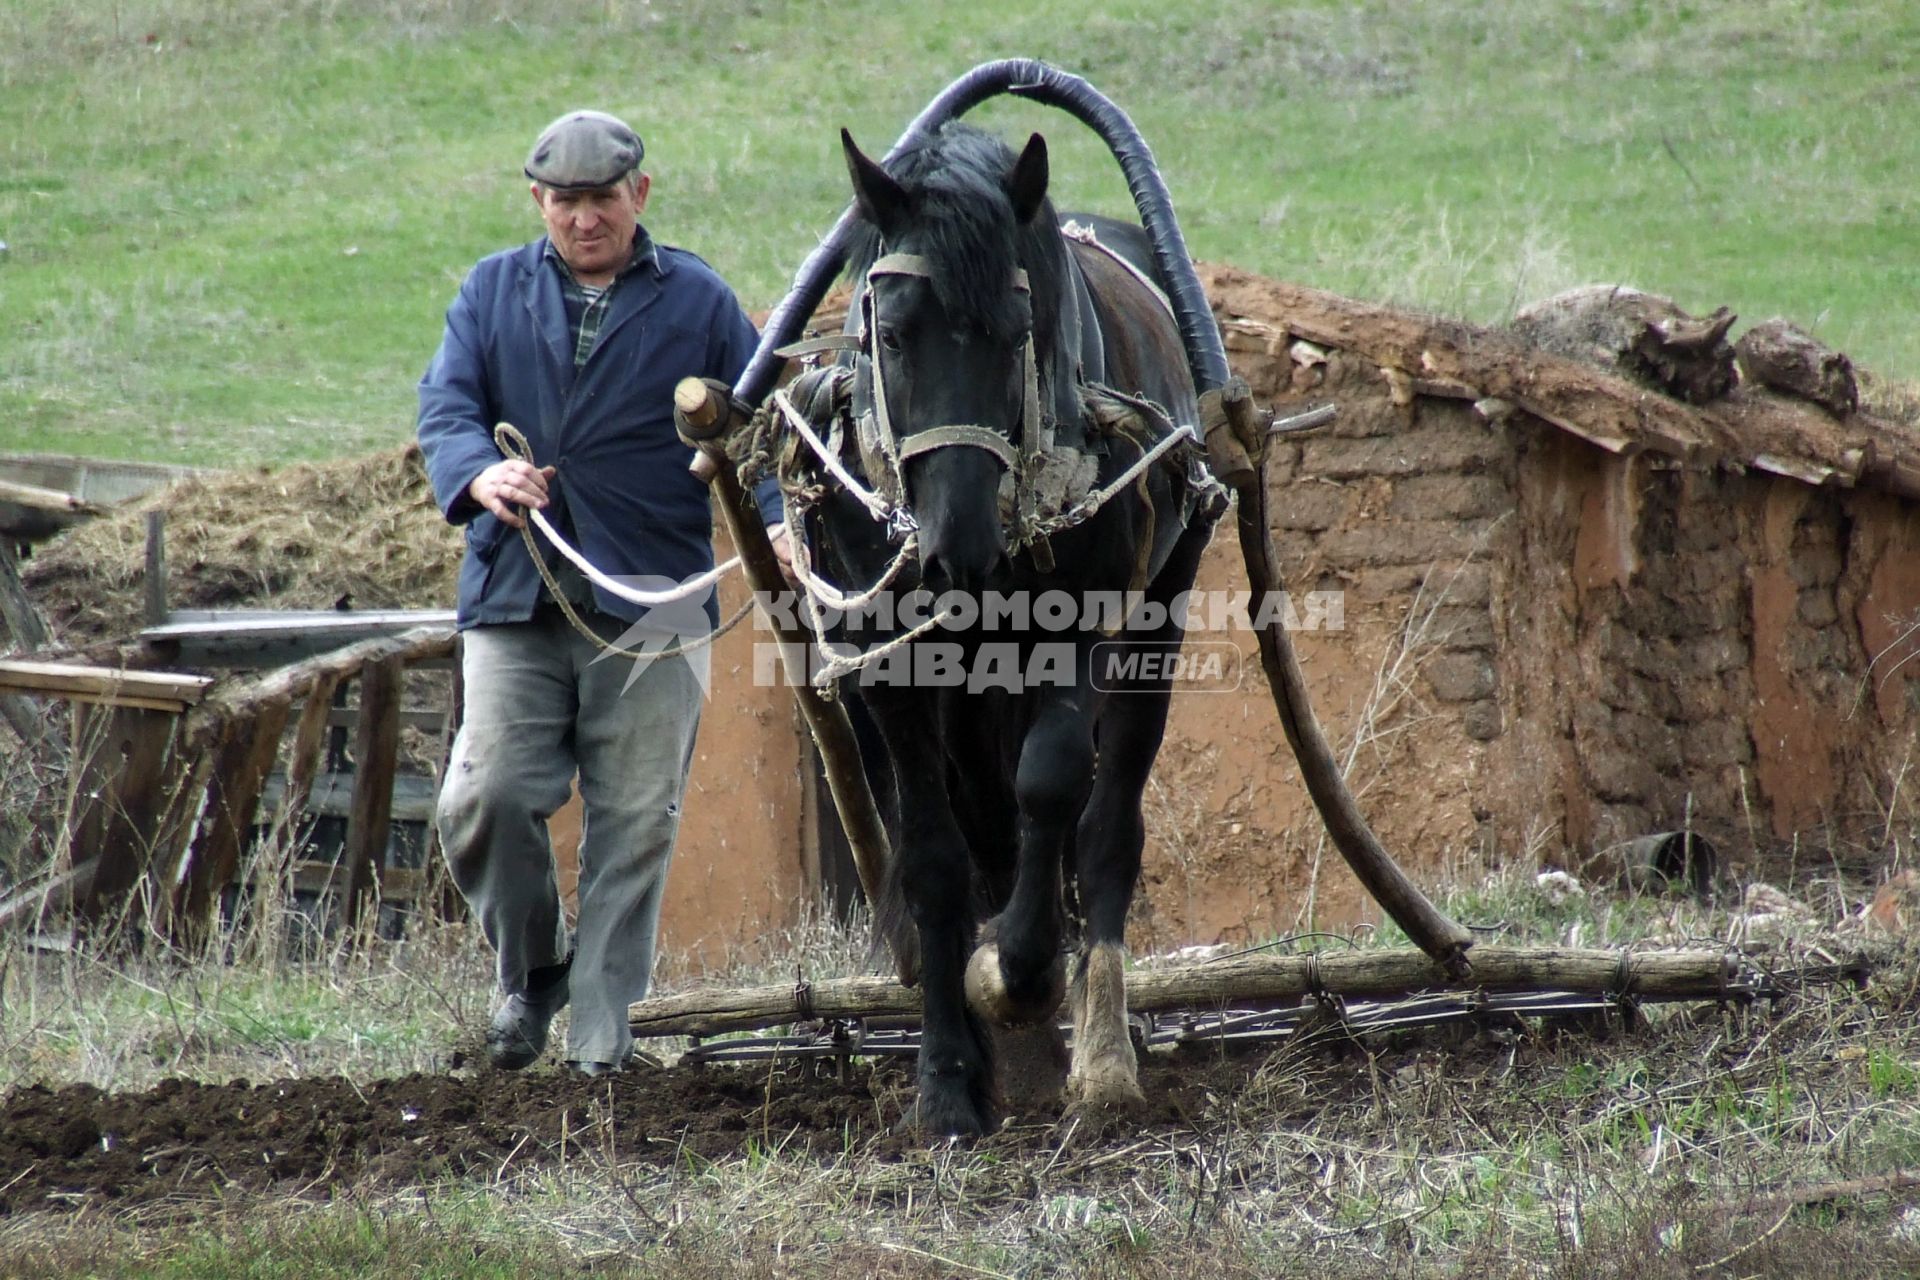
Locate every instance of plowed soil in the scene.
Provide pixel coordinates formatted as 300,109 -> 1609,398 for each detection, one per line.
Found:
0,1043 -> 1239,1217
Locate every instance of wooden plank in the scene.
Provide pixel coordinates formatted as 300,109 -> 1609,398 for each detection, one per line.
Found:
65,704 -> 179,925
258,770 -> 438,823
141,611 -> 457,669
339,657 -> 403,932
169,699 -> 291,945
257,860 -> 430,902
324,705 -> 448,732
0,660 -> 210,709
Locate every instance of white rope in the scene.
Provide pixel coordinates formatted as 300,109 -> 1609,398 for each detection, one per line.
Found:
774,389 -> 895,523
780,489 -> 944,689
524,506 -> 741,607
494,421 -> 742,608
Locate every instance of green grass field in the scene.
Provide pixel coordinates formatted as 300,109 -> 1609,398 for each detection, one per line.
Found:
2,0 -> 1915,466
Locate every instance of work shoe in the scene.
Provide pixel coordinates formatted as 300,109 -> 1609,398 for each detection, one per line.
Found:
486,968 -> 570,1070
567,1047 -> 663,1078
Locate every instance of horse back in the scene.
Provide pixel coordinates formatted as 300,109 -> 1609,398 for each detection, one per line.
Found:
1064,226 -> 1197,426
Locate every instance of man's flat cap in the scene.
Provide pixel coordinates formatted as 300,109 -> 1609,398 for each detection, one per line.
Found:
525,110 -> 645,190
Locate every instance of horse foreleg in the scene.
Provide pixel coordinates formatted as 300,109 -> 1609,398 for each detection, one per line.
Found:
1068,938 -> 1145,1112
864,689 -> 997,1138
964,690 -> 1091,1030
1066,685 -> 1179,1114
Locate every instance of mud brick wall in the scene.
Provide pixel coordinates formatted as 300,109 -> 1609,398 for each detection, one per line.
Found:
1132,328 -> 1516,947
1496,441 -> 1920,866
1144,296 -> 1920,949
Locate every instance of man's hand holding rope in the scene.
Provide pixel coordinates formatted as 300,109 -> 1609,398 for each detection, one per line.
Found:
469,459 -> 557,528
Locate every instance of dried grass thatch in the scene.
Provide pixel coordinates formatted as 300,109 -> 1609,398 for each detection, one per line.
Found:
22,445 -> 458,646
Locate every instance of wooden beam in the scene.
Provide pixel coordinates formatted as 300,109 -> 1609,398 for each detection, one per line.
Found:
177,624 -> 453,753
0,477 -> 102,516
339,656 -> 403,933
169,699 -> 291,945
0,660 -> 210,711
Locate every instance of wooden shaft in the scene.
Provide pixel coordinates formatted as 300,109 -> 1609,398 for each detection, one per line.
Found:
629,945 -> 1742,1039
1234,455 -> 1476,977
675,376 -> 904,980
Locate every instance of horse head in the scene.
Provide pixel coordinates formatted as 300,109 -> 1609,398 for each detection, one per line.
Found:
841,125 -> 1066,595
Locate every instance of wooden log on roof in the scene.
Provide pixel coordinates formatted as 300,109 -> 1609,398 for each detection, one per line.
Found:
1193,264 -> 1920,499
628,945 -> 1745,1039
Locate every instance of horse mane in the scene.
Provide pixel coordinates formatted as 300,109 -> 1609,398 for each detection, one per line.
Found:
843,122 -> 1069,357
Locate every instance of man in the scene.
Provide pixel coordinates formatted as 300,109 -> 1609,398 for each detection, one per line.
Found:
418,109 -> 780,1076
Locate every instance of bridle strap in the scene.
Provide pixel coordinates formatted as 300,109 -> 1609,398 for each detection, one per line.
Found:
895,424 -> 1019,471
869,252 -> 1030,292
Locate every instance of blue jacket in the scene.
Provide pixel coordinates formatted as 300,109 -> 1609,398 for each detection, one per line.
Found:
417,232 -> 774,628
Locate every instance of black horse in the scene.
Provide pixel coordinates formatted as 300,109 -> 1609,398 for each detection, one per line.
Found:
790,121 -> 1224,1137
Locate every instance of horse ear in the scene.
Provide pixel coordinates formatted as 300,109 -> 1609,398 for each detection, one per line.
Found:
842,128 -> 909,241
1007,132 -> 1049,225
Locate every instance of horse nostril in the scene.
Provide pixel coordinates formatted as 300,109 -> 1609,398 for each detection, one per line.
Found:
920,552 -> 953,596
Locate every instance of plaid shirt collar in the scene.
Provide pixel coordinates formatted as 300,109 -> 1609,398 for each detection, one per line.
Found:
544,226 -> 660,367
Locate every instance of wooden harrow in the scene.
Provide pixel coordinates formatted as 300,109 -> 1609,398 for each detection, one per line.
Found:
632,944 -> 1867,1067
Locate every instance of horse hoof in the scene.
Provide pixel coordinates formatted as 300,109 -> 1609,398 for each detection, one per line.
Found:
1066,1072 -> 1149,1116
912,1095 -> 994,1141
964,943 -> 1067,1026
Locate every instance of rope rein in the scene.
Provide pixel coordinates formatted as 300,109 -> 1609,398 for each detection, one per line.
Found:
490,422 -> 753,663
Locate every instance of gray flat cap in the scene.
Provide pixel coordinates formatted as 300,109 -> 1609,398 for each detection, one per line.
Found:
525,110 -> 645,190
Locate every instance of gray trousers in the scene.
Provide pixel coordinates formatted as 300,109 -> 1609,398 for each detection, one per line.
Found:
436,610 -> 706,1065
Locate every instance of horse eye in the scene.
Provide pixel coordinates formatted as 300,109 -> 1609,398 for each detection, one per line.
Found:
877,327 -> 902,353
